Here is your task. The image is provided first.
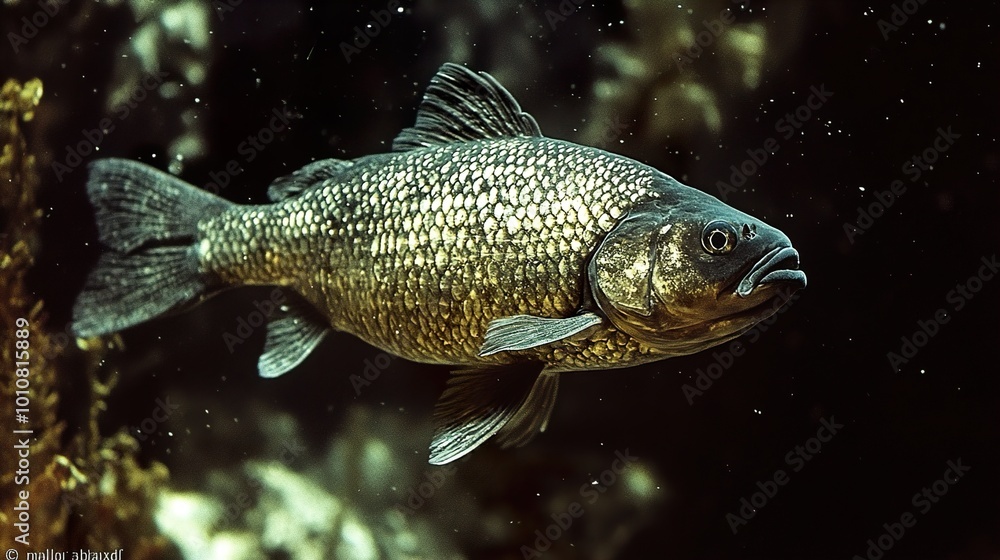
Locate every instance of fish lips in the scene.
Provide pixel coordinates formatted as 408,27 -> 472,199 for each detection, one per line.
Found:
735,246 -> 807,298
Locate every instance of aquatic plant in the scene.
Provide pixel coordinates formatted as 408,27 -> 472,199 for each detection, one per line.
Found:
0,77 -> 176,559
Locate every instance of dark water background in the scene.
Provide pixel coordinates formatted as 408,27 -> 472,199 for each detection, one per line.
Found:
3,0 -> 999,558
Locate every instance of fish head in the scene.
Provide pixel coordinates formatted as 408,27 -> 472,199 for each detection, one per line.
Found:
588,184 -> 806,355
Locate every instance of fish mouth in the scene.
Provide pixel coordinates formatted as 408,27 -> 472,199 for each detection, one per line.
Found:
735,246 -> 807,298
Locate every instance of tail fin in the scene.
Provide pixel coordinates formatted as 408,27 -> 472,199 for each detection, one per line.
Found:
72,158 -> 233,337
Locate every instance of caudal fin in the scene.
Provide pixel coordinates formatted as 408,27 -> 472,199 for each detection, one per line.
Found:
72,159 -> 232,337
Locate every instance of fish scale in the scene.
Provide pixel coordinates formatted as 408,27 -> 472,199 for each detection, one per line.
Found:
72,63 -> 805,464
202,136 -> 660,368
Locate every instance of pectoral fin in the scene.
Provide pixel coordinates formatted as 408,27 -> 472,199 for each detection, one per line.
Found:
258,297 -> 331,378
478,312 -> 603,357
429,365 -> 559,465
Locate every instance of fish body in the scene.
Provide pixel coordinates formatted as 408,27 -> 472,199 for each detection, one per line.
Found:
73,64 -> 806,463
206,137 -> 671,371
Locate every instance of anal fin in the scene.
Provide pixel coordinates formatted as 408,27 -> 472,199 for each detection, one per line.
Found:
429,365 -> 559,465
495,370 -> 559,449
258,295 -> 331,378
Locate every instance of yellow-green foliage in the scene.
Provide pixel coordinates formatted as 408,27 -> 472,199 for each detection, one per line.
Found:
0,78 -> 175,558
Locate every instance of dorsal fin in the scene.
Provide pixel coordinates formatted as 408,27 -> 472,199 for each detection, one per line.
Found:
267,159 -> 354,202
392,63 -> 543,152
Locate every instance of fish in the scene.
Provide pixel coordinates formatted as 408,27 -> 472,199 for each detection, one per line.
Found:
72,63 -> 806,464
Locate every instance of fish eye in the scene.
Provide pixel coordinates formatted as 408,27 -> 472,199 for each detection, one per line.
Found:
702,221 -> 738,255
